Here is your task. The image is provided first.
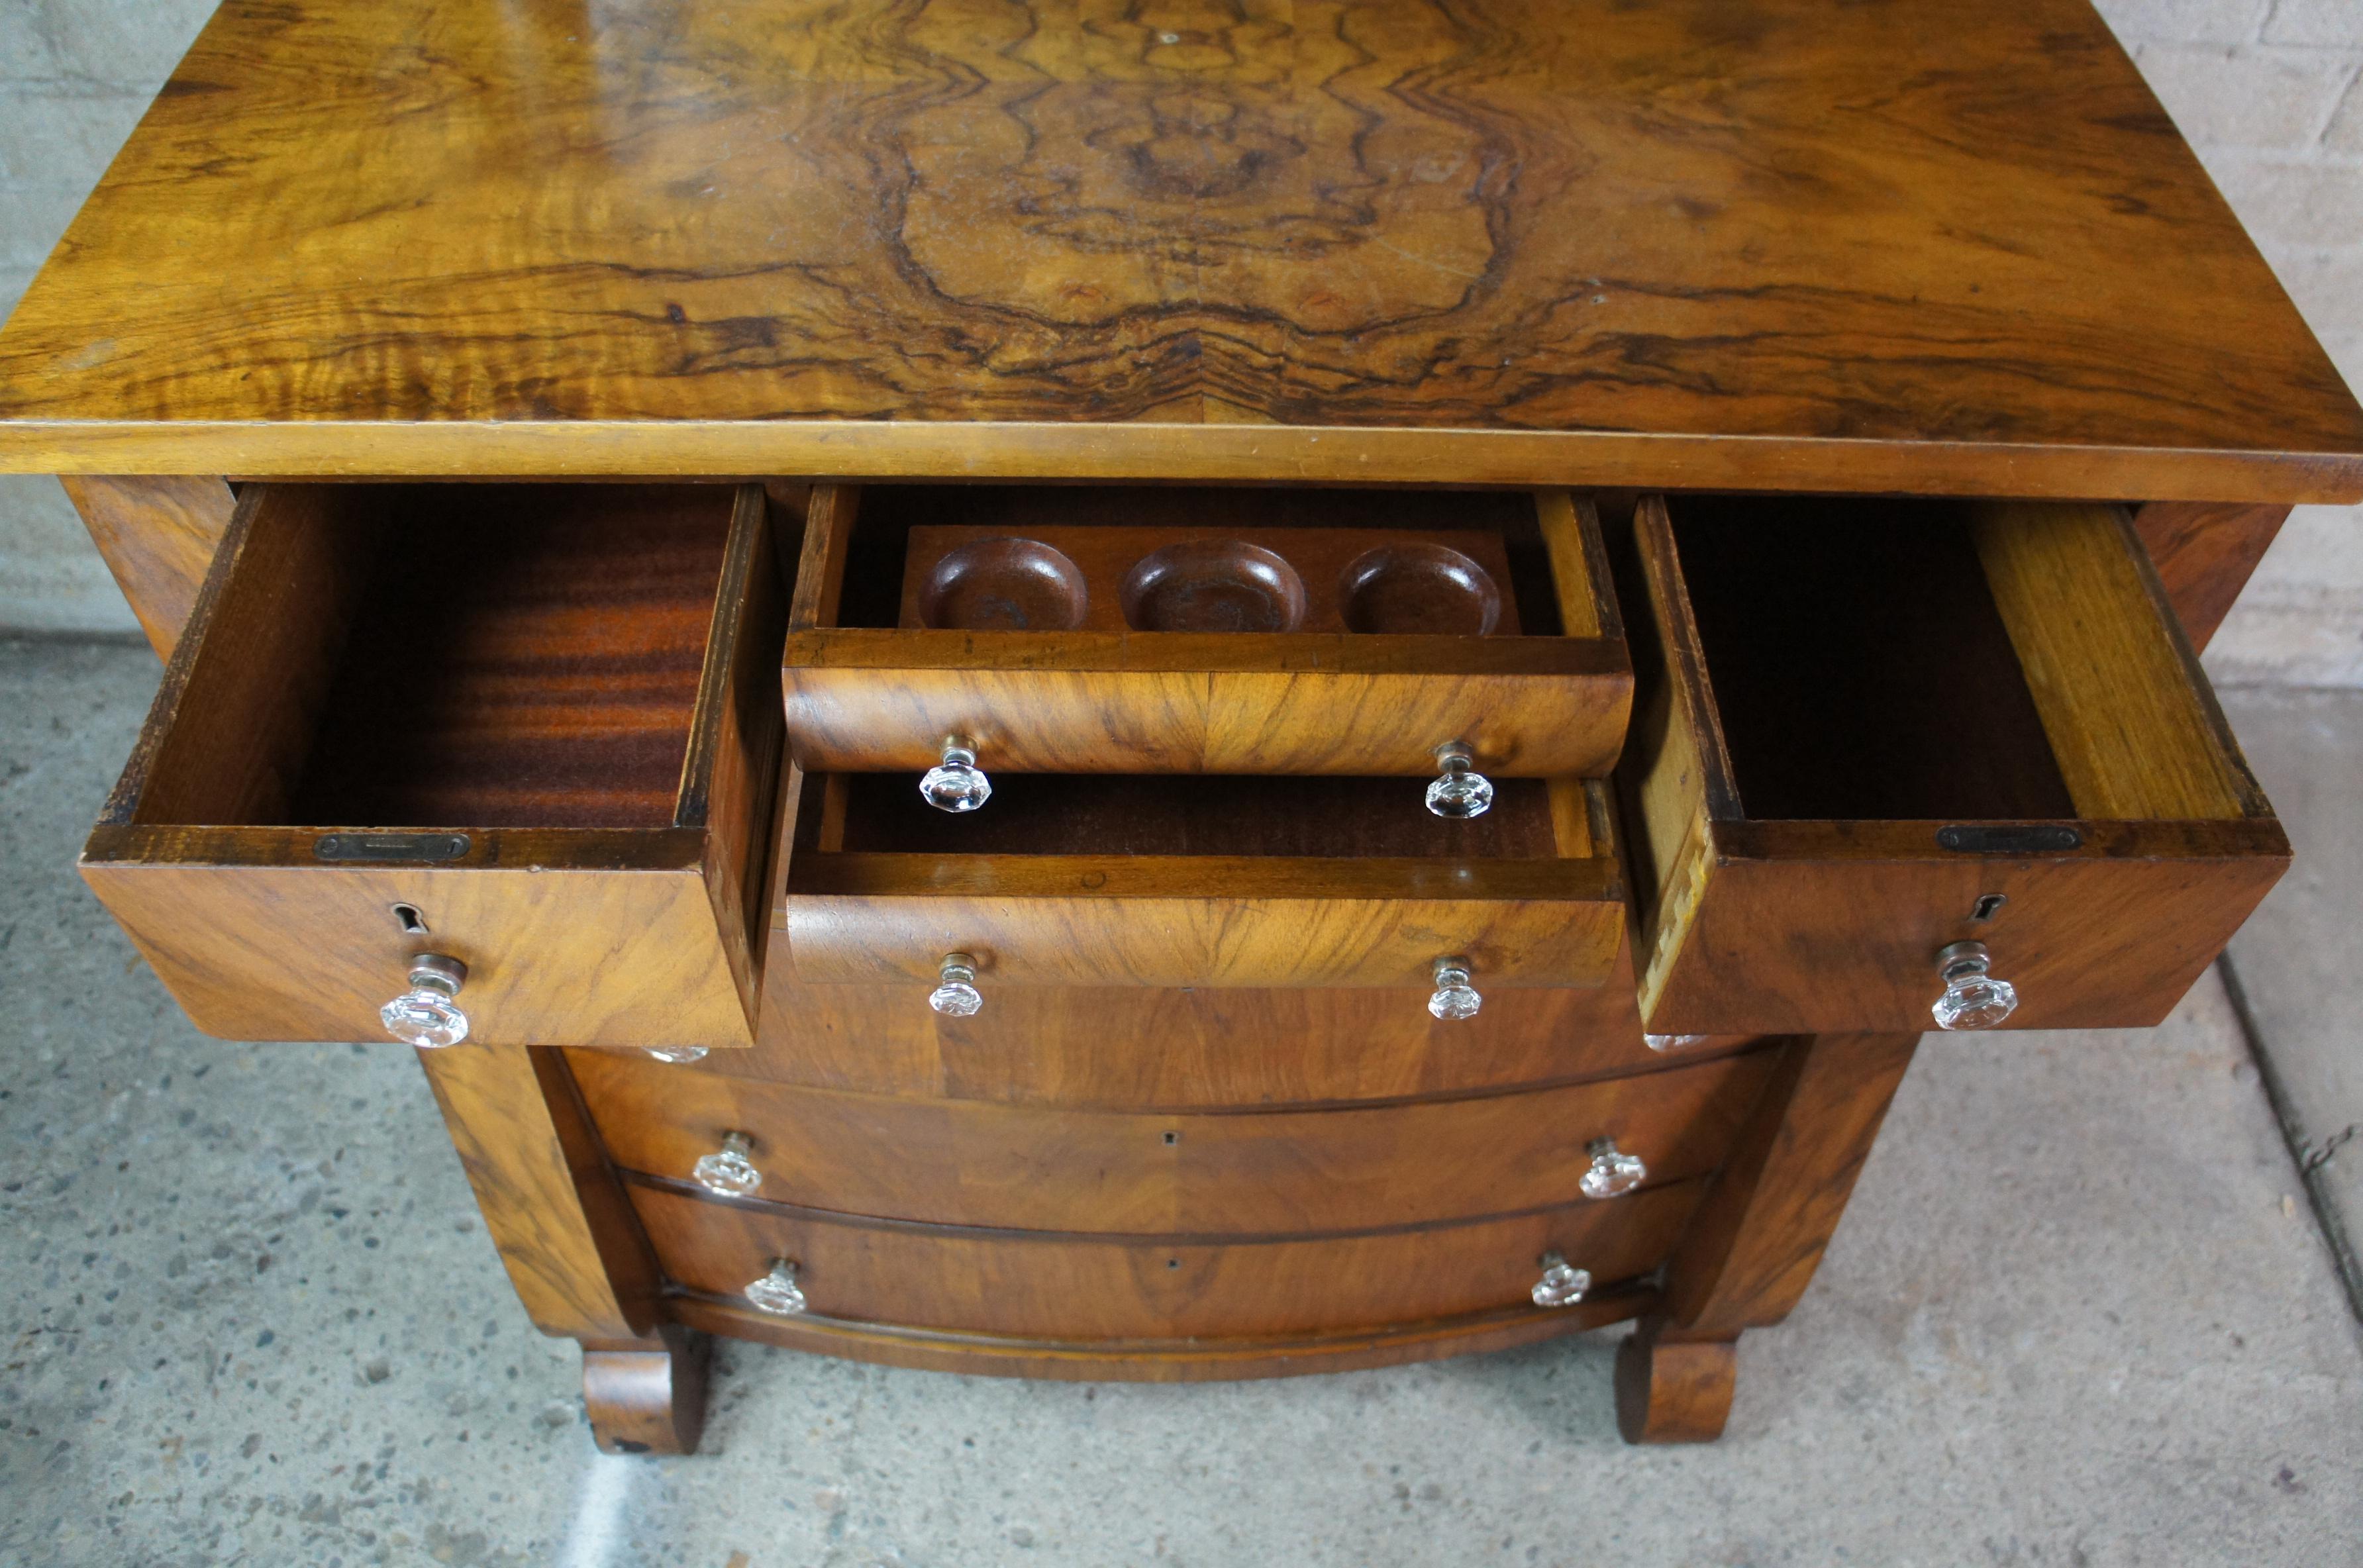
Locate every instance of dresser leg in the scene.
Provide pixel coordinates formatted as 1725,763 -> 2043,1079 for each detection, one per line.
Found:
582,1324 -> 711,1455
1613,1316 -> 1738,1444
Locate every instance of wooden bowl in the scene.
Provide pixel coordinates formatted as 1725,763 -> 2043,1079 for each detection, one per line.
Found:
1338,543 -> 1503,635
1121,540 -> 1309,632
915,538 -> 1090,630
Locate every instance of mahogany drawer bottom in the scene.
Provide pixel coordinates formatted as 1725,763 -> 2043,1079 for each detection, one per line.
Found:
628,1179 -> 1701,1346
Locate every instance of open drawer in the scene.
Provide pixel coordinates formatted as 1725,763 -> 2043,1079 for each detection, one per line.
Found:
780,768 -> 1625,1004
81,482 -> 787,1050
1615,494 -> 2288,1035
779,485 -> 1631,795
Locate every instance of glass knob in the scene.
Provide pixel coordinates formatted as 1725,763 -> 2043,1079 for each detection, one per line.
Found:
919,736 -> 992,813
1428,956 -> 1482,1020
644,1045 -> 708,1064
1580,1137 -> 1648,1199
1644,1033 -> 1709,1053
1532,1250 -> 1591,1308
692,1131 -> 762,1197
744,1258 -> 808,1317
1932,940 -> 2019,1030
929,952 -> 983,1016
379,953 -> 470,1048
1424,742 -> 1495,819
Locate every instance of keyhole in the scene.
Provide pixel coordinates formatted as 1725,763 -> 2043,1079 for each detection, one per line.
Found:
391,903 -> 428,935
1970,893 -> 2007,924
1162,1130 -> 1180,1146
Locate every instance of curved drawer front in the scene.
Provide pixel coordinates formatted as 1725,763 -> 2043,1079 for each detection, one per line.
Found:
574,1049 -> 1773,1236
740,948 -> 1765,1108
629,1181 -> 1701,1342
783,484 -> 1631,779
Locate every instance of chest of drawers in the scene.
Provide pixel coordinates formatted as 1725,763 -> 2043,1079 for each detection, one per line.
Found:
3,0 -> 2357,1451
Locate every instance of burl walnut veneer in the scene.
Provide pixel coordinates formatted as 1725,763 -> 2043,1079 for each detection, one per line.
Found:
3,0 -> 2357,1451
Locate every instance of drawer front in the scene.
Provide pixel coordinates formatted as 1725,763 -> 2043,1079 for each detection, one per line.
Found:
1617,494 -> 2288,1034
631,1181 -> 1700,1341
742,950 -> 1764,1109
78,481 -> 785,1049
573,1049 -> 1774,1235
85,852 -> 752,1049
782,485 -> 1631,778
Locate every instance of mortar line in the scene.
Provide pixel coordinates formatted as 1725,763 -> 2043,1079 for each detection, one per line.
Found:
2216,952 -> 2363,1329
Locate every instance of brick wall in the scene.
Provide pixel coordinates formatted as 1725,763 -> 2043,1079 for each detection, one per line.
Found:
2097,0 -> 2363,685
1,0 -> 2359,676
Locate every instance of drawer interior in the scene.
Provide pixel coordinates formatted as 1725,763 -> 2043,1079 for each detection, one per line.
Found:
779,483 -> 1632,779
824,772 -> 1569,859
779,767 -> 1621,990
125,483 -> 743,832
834,485 -> 1578,635
1615,492 -> 2284,1034
1658,493 -> 2259,826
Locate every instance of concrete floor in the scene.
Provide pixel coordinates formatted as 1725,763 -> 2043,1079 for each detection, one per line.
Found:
1,638 -> 2360,1567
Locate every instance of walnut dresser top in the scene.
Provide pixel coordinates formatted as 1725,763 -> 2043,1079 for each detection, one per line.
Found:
0,0 -> 2356,498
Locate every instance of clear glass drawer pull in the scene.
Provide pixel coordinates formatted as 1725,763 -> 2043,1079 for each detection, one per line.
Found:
693,1131 -> 762,1197
1424,742 -> 1494,819
1932,940 -> 2019,1030
379,953 -> 470,1048
1532,1250 -> 1591,1308
1429,956 -> 1482,1020
744,1258 -> 808,1316
919,736 -> 992,813
1580,1137 -> 1647,1199
930,952 -> 983,1016
644,1045 -> 708,1064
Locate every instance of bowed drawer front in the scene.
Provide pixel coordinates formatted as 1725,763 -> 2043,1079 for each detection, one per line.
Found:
79,482 -> 787,1050
1615,494 -> 2289,1036
572,1048 -> 1776,1236
779,484 -> 1632,780
629,1182 -> 1699,1344
779,769 -> 1626,995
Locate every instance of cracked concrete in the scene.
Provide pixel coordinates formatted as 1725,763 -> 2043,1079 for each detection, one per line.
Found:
3,638 -> 2360,1565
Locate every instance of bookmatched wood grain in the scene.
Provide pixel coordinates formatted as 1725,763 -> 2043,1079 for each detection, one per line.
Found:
569,1048 -> 1777,1236
628,1179 -> 1701,1344
3,0 -> 2353,499
58,475 -> 236,656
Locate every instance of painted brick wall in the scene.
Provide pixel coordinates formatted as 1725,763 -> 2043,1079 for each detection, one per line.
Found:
2095,0 -> 2363,684
1,0 -> 2358,677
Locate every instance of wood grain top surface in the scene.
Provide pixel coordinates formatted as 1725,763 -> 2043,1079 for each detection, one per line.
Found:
0,0 -> 2356,497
